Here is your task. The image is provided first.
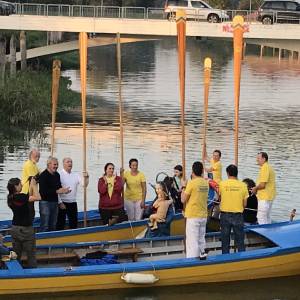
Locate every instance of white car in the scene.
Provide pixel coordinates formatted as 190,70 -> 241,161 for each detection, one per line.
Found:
164,0 -> 229,22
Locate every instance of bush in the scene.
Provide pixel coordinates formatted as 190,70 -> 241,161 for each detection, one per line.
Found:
0,70 -> 80,127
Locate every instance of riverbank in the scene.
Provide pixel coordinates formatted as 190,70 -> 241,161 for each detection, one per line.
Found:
0,70 -> 80,128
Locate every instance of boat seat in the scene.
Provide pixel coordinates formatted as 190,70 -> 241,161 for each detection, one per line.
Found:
105,247 -> 143,262
21,252 -> 78,263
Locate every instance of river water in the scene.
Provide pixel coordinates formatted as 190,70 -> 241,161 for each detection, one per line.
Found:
0,38 -> 300,299
1,38 -> 299,221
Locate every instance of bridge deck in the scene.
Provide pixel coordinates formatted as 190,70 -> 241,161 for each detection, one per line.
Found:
0,15 -> 300,41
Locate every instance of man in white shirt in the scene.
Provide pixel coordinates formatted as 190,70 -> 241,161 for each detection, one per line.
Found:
56,157 -> 89,230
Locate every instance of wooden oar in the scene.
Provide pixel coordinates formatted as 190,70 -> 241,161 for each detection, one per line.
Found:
176,10 -> 187,181
202,57 -> 212,164
50,59 -> 61,157
116,32 -> 124,170
233,16 -> 245,166
79,32 -> 88,227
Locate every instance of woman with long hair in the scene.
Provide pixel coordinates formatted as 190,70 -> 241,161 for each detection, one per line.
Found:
7,177 -> 41,268
98,163 -> 128,225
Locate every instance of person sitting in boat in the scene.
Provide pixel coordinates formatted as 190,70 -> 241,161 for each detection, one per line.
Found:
181,161 -> 208,259
122,158 -> 147,221
7,177 -> 41,268
148,182 -> 173,231
98,163 -> 128,226
242,178 -> 258,225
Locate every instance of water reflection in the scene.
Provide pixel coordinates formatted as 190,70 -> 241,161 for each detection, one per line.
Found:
0,39 -> 299,222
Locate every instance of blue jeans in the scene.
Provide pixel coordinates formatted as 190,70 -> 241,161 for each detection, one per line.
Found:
39,201 -> 58,232
220,212 -> 245,254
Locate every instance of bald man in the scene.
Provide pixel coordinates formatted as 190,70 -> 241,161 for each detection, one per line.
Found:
56,157 -> 89,230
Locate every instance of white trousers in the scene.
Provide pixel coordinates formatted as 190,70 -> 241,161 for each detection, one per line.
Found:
185,218 -> 207,258
124,200 -> 144,221
257,200 -> 273,225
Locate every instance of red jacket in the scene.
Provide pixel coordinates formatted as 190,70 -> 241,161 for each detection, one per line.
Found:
98,176 -> 124,210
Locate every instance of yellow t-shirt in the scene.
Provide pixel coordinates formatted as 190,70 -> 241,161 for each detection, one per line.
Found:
219,179 -> 248,213
184,177 -> 208,218
256,162 -> 276,201
124,171 -> 146,202
106,176 -> 115,198
210,159 -> 222,184
21,160 -> 39,194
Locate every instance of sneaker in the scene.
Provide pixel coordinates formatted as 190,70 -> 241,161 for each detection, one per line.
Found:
199,252 -> 207,260
9,251 -> 17,260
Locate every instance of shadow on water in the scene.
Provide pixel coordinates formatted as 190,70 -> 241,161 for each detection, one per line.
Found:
6,275 -> 300,300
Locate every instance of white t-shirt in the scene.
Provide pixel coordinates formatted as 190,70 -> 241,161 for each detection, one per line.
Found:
58,169 -> 82,203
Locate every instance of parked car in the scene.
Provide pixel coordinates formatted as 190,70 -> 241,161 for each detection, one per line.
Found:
257,0 -> 300,24
164,0 -> 229,22
0,1 -> 15,16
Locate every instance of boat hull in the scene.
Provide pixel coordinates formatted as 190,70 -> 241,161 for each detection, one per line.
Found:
1,251 -> 300,295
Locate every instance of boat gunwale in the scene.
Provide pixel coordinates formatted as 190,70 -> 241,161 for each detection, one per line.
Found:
1,245 -> 300,279
3,213 -> 183,242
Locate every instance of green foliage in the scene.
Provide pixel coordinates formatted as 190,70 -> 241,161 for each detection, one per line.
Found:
0,70 -> 80,127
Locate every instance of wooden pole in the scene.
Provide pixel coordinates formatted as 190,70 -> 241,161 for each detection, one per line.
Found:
79,32 -> 88,227
233,16 -> 244,167
116,32 -> 124,170
202,57 -> 212,163
176,10 -> 186,180
50,59 -> 61,157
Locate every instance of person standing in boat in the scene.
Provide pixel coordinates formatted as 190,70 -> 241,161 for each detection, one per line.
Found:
56,157 -> 89,230
219,164 -> 248,254
181,161 -> 208,259
7,177 -> 41,268
21,149 -> 40,221
98,163 -> 128,225
123,158 -> 147,221
204,148 -> 222,184
242,178 -> 258,225
251,152 -> 276,225
171,164 -> 183,211
39,157 -> 71,232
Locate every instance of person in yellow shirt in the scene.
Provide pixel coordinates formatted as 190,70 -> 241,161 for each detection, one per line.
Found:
123,158 -> 146,221
219,164 -> 248,254
251,152 -> 276,225
21,149 -> 40,221
204,149 -> 222,184
181,161 -> 208,259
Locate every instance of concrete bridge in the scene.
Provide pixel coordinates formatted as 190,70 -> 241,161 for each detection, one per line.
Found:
1,14 -> 300,42
1,4 -> 300,58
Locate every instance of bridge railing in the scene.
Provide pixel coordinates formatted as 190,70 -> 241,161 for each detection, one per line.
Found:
14,3 -> 300,24
14,4 -> 256,22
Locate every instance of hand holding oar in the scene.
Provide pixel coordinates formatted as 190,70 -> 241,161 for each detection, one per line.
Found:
233,16 -> 245,166
79,32 -> 88,227
202,57 -> 212,165
50,59 -> 61,156
176,9 -> 187,181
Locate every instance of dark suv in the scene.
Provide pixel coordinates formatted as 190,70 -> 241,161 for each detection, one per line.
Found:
257,0 -> 300,24
0,1 -> 15,16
